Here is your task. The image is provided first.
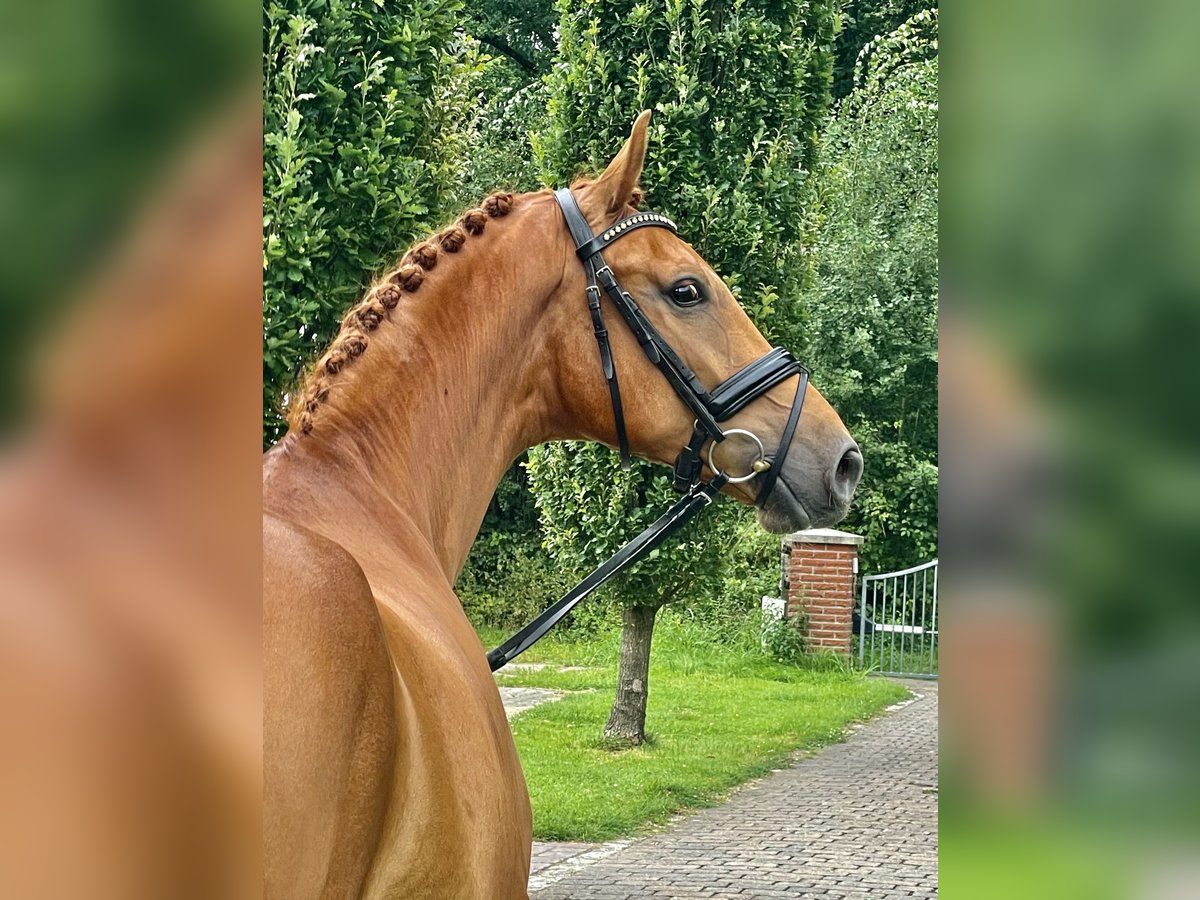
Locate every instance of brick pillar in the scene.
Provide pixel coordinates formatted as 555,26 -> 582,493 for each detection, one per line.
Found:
781,529 -> 865,655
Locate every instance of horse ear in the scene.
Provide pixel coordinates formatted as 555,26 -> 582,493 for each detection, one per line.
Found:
583,110 -> 652,222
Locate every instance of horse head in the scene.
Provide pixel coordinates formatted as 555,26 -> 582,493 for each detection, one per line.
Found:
547,111 -> 862,532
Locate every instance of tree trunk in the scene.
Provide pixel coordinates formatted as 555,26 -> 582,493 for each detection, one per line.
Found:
603,604 -> 659,746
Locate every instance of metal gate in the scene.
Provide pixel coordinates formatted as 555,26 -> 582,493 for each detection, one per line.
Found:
857,559 -> 938,679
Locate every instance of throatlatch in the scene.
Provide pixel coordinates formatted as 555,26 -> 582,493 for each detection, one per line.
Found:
486,189 -> 810,671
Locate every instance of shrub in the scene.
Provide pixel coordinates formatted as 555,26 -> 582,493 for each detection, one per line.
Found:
680,504 -> 782,630
761,615 -> 810,665
802,10 -> 938,573
831,0 -> 928,99
451,55 -> 551,204
458,538 -> 575,631
262,0 -> 467,443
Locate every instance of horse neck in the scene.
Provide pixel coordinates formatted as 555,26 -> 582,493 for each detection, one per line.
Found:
273,194 -> 571,581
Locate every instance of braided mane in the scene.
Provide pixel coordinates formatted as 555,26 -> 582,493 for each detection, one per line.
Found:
288,191 -> 516,435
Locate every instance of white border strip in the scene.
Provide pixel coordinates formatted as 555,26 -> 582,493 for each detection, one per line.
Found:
885,691 -> 924,713
528,839 -> 632,891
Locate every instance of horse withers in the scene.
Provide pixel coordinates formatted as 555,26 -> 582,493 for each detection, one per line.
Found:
262,111 -> 862,900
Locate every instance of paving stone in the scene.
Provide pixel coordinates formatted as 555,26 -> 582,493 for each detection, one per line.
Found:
530,679 -> 937,899
530,842 -> 595,875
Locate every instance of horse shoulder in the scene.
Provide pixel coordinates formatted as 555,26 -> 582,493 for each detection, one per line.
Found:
263,514 -> 397,900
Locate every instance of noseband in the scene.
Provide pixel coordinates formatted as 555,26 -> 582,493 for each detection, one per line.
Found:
486,189 -> 810,671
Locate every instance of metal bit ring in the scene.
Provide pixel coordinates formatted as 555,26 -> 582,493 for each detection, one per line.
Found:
708,429 -> 768,484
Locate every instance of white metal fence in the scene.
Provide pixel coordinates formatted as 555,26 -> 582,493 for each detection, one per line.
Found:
857,559 -> 938,679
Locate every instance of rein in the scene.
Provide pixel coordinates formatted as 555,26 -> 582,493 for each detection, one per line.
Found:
486,189 -> 809,672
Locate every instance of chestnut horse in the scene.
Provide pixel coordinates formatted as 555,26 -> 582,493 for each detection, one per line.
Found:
263,112 -> 862,899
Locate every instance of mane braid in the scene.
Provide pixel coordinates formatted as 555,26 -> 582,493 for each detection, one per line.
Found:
288,191 -> 516,435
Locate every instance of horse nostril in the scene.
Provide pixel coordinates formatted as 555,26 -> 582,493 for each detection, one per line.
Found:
833,444 -> 864,495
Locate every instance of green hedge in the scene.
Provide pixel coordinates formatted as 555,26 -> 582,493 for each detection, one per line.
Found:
263,0 -> 467,443
801,10 -> 939,572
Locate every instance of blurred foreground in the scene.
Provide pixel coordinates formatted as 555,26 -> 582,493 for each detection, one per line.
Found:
0,3 -> 261,893
942,1 -> 1200,896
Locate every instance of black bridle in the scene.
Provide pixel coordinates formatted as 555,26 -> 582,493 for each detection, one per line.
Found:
486,188 -> 809,671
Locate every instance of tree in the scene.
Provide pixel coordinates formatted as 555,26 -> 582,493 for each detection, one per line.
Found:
526,444 -> 728,744
262,0 -> 468,444
802,9 -> 938,573
463,0 -> 557,76
533,0 -> 838,745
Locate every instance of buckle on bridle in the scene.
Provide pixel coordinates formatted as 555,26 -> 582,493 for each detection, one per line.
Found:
593,265 -> 618,291
672,421 -> 709,492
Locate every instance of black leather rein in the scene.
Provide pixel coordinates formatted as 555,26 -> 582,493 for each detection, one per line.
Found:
486,188 -> 809,672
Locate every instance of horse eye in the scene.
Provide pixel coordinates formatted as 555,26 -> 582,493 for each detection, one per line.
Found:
669,281 -> 703,307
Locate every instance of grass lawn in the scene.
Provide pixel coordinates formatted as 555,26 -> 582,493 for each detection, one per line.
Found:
478,617 -> 909,841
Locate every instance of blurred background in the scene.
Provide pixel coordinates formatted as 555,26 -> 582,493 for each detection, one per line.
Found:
942,0 -> 1200,896
0,0 -> 253,426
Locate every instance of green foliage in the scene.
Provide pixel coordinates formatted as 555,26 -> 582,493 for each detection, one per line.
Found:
679,504 -> 781,629
761,614 -> 809,664
455,458 -> 567,630
831,0 -> 929,99
463,0 -> 557,76
262,0 -> 468,444
526,443 -> 728,620
542,0 -> 837,341
531,0 -> 839,620
850,5 -> 937,94
450,56 -> 551,204
802,9 -> 938,572
458,538 -> 574,630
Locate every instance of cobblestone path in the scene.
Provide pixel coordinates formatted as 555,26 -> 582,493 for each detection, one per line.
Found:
528,680 -> 937,899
